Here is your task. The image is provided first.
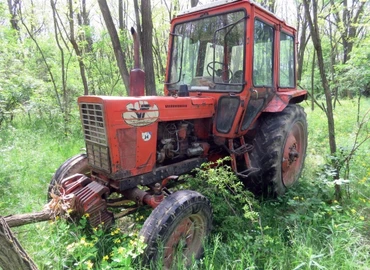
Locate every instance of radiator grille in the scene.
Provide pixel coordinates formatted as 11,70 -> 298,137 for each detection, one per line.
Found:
80,103 -> 107,145
80,103 -> 110,173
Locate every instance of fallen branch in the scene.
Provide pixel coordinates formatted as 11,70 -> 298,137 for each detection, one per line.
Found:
4,191 -> 75,228
4,210 -> 53,228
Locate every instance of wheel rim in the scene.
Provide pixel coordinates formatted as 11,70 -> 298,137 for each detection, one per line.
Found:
163,213 -> 206,268
282,121 -> 305,187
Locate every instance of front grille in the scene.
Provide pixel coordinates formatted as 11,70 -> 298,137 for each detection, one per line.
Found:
86,143 -> 110,172
80,103 -> 111,173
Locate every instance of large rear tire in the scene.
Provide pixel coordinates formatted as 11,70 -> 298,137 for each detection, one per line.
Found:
47,154 -> 90,200
249,104 -> 307,196
139,190 -> 212,269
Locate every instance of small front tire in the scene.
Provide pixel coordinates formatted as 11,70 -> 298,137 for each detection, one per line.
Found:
139,190 -> 212,269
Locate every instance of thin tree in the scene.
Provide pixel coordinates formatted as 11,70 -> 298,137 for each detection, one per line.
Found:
68,0 -> 89,95
303,0 -> 340,199
118,0 -> 133,74
134,0 -> 157,96
19,5 -> 62,114
296,2 -> 310,82
50,0 -> 74,134
98,0 -> 130,95
78,0 -> 93,54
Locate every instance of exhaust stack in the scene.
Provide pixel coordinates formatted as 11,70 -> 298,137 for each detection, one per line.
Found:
129,27 -> 145,96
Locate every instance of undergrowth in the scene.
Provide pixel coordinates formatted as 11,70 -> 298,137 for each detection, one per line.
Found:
0,99 -> 369,269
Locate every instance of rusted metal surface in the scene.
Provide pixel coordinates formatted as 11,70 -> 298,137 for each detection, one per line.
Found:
282,121 -> 305,187
121,184 -> 164,209
60,174 -> 113,228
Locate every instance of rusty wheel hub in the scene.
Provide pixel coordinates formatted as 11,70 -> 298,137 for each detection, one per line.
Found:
163,214 -> 205,268
282,123 -> 305,187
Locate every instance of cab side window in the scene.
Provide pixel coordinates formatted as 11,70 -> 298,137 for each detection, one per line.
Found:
253,20 -> 274,87
279,32 -> 295,87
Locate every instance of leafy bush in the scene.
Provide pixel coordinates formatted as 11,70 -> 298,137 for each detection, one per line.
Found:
186,158 -> 259,240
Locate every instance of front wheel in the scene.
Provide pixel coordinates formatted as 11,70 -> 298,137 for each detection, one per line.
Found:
139,190 -> 212,269
47,154 -> 90,200
249,104 -> 307,196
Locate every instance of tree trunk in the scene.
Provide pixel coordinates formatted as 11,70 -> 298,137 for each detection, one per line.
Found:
140,0 -> 157,96
50,0 -> 71,135
98,0 -> 130,95
7,0 -> 20,31
68,0 -> 89,95
79,0 -> 93,53
311,49 -> 315,111
297,3 -> 309,82
153,32 -> 166,79
303,0 -> 340,200
0,217 -> 39,270
303,0 -> 336,155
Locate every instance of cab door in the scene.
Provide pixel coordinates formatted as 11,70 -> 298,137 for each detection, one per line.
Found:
240,18 -> 275,131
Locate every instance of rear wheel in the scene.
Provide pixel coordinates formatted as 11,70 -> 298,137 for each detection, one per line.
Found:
47,154 -> 90,200
249,104 -> 307,196
139,190 -> 212,269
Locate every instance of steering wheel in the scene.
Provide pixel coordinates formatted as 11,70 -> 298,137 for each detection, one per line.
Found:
206,61 -> 233,82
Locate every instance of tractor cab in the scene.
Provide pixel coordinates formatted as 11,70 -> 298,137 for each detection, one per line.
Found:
165,0 -> 306,138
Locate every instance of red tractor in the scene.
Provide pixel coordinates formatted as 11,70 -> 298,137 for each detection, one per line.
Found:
49,0 -> 307,267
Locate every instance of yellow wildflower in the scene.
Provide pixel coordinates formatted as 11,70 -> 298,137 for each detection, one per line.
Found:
359,216 -> 365,221
103,255 -> 109,261
350,209 -> 356,214
80,237 -> 86,245
85,260 -> 93,269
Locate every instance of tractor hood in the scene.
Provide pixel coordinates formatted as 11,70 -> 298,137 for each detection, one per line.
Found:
78,95 -> 215,128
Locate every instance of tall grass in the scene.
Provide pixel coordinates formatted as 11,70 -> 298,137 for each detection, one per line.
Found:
0,99 -> 369,269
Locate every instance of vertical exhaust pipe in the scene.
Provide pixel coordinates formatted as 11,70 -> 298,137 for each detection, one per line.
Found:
129,27 -> 145,96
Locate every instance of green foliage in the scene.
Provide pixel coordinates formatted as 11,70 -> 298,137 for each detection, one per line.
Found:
186,158 -> 259,239
85,32 -> 126,96
28,216 -> 145,270
336,36 -> 370,97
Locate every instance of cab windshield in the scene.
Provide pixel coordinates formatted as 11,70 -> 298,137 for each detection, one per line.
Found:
167,10 -> 246,92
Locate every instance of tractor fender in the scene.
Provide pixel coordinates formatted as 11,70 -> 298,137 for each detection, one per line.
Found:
263,90 -> 307,113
